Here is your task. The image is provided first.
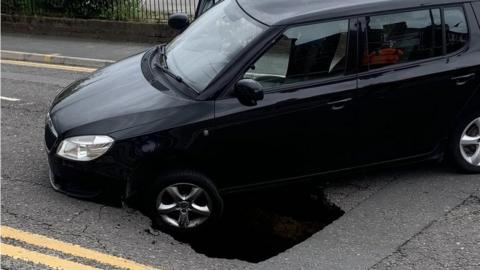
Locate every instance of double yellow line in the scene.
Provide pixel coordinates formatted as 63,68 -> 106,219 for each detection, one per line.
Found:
1,59 -> 97,73
1,226 -> 158,270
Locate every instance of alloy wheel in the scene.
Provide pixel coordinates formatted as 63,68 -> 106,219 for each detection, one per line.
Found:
156,183 -> 212,229
460,117 -> 480,167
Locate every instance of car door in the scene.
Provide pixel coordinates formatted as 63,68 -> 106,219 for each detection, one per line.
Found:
207,19 -> 360,190
354,6 -> 480,166
437,5 -> 480,137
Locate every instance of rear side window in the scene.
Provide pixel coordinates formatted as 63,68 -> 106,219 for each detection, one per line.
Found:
244,20 -> 349,89
364,9 -> 443,69
445,7 -> 469,53
363,6 -> 470,70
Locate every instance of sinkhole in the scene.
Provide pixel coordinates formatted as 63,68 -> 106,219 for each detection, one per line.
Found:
175,186 -> 344,263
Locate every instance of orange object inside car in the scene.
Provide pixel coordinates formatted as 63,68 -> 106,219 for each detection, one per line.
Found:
363,48 -> 404,66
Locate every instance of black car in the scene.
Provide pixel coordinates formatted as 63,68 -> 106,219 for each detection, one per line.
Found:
46,0 -> 480,233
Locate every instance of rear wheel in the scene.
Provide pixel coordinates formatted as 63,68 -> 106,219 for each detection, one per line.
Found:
450,114 -> 480,173
147,171 -> 223,234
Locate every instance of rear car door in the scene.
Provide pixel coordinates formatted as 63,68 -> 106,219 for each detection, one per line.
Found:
209,19 -> 360,190
354,5 -> 480,166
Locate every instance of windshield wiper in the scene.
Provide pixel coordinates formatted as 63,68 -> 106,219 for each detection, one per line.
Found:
158,43 -> 168,69
154,44 -> 184,83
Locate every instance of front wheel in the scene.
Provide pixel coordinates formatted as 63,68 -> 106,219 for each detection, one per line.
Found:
147,171 -> 223,234
450,113 -> 480,173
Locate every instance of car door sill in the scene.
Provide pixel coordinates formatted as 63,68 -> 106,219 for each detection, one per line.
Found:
219,149 -> 442,194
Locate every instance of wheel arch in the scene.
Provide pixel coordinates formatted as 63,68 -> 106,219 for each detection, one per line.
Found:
124,153 -> 214,200
456,82 -> 480,122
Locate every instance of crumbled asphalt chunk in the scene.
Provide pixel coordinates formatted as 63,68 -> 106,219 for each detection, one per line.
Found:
146,227 -> 161,236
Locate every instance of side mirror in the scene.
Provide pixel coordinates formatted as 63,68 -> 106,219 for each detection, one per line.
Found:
234,79 -> 264,106
168,13 -> 190,31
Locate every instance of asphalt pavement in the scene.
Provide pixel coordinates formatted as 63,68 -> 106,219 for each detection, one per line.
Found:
1,38 -> 480,269
1,63 -> 248,270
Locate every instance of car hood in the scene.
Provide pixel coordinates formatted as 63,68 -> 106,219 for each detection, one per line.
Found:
49,53 -> 207,139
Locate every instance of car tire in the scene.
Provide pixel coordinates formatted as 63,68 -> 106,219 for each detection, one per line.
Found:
146,170 -> 223,234
449,112 -> 480,173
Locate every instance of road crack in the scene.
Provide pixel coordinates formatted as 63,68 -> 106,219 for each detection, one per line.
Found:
369,192 -> 480,270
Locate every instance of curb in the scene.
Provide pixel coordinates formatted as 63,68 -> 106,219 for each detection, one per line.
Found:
1,50 -> 115,68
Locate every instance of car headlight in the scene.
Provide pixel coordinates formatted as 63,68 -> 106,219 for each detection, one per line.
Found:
56,136 -> 114,161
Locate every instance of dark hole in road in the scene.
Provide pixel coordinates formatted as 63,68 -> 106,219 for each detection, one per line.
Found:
170,186 -> 344,263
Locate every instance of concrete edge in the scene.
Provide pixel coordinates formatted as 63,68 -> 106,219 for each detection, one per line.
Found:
1,50 -> 115,68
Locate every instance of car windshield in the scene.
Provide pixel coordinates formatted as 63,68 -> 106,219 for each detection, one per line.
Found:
165,0 -> 266,93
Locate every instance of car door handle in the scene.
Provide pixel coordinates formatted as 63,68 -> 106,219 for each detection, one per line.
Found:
328,98 -> 353,111
452,73 -> 476,86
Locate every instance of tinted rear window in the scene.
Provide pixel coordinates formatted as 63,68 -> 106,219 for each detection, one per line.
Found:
444,7 -> 469,54
364,9 -> 443,70
363,6 -> 470,70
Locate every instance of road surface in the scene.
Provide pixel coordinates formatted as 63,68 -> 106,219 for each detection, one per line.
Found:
1,60 -> 480,270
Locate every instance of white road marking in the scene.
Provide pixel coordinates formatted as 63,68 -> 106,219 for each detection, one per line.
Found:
1,96 -> 21,101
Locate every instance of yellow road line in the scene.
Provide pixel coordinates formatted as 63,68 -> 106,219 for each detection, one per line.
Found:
1,243 -> 101,270
1,226 -> 158,270
1,60 -> 97,73
1,96 -> 21,102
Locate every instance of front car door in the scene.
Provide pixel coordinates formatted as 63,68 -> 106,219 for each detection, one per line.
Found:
208,19 -> 361,191
354,4 -> 480,166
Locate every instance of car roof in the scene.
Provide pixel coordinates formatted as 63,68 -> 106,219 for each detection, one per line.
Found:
236,0 -> 476,26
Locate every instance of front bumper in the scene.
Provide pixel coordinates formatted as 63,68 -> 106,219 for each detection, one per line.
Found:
47,154 -> 125,199
44,119 -> 137,199
45,119 -> 110,198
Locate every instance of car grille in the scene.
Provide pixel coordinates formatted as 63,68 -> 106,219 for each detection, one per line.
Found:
45,115 -> 58,152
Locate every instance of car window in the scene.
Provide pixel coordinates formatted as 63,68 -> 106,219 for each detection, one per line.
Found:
244,20 -> 349,89
445,7 -> 469,54
166,0 -> 266,93
364,9 -> 443,70
196,0 -> 223,17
